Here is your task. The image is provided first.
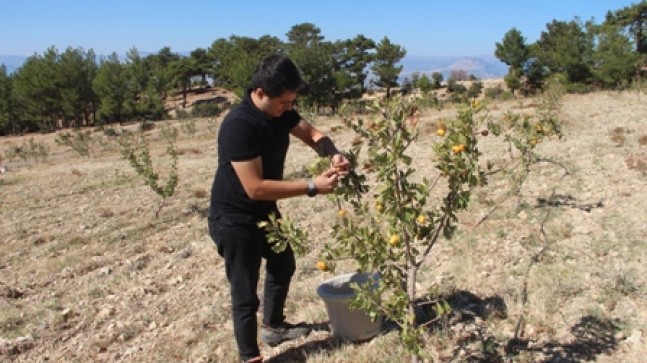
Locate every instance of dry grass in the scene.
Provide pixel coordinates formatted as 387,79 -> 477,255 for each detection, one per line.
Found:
1,91 -> 646,362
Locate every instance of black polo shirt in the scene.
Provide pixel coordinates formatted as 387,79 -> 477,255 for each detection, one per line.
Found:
209,90 -> 301,226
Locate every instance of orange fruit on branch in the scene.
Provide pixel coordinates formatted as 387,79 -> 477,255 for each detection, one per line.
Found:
316,260 -> 330,271
452,144 -> 466,154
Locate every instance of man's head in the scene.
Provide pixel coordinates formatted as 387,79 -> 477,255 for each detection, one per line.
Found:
250,55 -> 308,118
251,55 -> 308,98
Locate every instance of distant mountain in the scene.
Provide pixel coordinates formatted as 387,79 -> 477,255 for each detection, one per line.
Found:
1,53 -> 508,80
400,54 -> 507,80
0,55 -> 28,74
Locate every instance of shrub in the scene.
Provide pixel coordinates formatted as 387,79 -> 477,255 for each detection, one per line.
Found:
175,109 -> 190,120
467,80 -> 484,98
140,120 -> 156,132
102,127 -> 120,137
4,138 -> 50,162
159,122 -> 179,143
446,79 -> 467,94
55,130 -> 95,158
118,133 -> 178,218
180,118 -> 197,137
484,85 -> 504,100
191,102 -> 222,118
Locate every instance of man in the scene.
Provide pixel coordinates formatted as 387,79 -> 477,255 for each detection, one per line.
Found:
208,55 -> 350,363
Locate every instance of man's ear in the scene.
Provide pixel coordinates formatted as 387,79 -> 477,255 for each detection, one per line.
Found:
253,88 -> 267,99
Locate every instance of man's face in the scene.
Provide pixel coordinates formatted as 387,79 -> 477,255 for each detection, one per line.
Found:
253,89 -> 297,118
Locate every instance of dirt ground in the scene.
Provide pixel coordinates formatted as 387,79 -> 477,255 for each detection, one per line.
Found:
1,89 -> 646,362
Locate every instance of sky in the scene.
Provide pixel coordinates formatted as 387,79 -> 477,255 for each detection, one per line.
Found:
0,0 -> 640,58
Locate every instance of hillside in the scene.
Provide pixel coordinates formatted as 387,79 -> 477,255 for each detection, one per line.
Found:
400,54 -> 507,80
1,91 -> 646,362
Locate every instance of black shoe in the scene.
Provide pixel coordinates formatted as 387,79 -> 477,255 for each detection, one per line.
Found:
261,322 -> 311,346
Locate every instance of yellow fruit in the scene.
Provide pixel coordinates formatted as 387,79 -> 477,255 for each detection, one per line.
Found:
416,214 -> 427,225
338,209 -> 347,217
436,122 -> 447,136
389,234 -> 400,247
452,144 -> 466,154
374,202 -> 384,213
316,261 -> 329,271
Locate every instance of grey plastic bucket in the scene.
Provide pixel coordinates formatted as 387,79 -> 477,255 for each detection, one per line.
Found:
316,272 -> 382,341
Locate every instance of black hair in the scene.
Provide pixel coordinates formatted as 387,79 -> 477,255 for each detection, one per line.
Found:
251,55 -> 309,98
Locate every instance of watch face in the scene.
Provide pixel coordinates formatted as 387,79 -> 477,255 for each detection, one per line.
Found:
307,181 -> 317,197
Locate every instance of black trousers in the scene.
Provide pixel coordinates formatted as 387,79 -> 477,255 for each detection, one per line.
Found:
208,216 -> 296,360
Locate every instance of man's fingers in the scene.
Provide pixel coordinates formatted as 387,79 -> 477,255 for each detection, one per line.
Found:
323,167 -> 338,177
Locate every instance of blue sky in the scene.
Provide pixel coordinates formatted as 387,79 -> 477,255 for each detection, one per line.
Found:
0,0 -> 639,57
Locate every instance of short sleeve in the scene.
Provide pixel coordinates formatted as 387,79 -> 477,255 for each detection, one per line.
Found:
219,118 -> 260,162
284,109 -> 301,130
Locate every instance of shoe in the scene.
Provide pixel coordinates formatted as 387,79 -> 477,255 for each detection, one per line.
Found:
261,321 -> 311,346
241,356 -> 263,363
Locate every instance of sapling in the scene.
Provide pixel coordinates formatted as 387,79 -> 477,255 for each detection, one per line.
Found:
55,130 -> 94,158
262,95 -> 491,362
118,133 -> 178,218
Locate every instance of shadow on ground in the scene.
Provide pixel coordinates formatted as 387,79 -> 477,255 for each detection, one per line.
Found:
505,315 -> 622,362
266,321 -> 342,363
432,291 -> 621,362
267,291 -> 622,362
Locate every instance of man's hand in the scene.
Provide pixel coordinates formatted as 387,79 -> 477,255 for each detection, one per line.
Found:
313,168 -> 339,194
331,153 -> 351,177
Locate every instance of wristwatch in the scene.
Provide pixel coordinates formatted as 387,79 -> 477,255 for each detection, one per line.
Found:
306,180 -> 317,197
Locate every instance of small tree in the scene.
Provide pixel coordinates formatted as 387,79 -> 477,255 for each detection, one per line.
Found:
118,131 -> 178,218
372,37 -> 406,97
417,74 -> 433,95
55,130 -> 95,158
431,72 -> 443,89
324,97 -> 490,361
262,86 -> 565,362
495,28 -> 530,71
263,96 -> 491,362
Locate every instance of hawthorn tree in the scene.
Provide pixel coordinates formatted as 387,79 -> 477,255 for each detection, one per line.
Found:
263,86 -> 565,361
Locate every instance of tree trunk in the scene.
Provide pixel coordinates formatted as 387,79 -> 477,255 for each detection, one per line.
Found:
182,84 -> 188,108
408,265 -> 420,363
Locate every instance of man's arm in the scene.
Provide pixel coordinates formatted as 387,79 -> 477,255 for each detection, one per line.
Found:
290,120 -> 339,156
232,157 -> 338,201
290,120 -> 350,174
